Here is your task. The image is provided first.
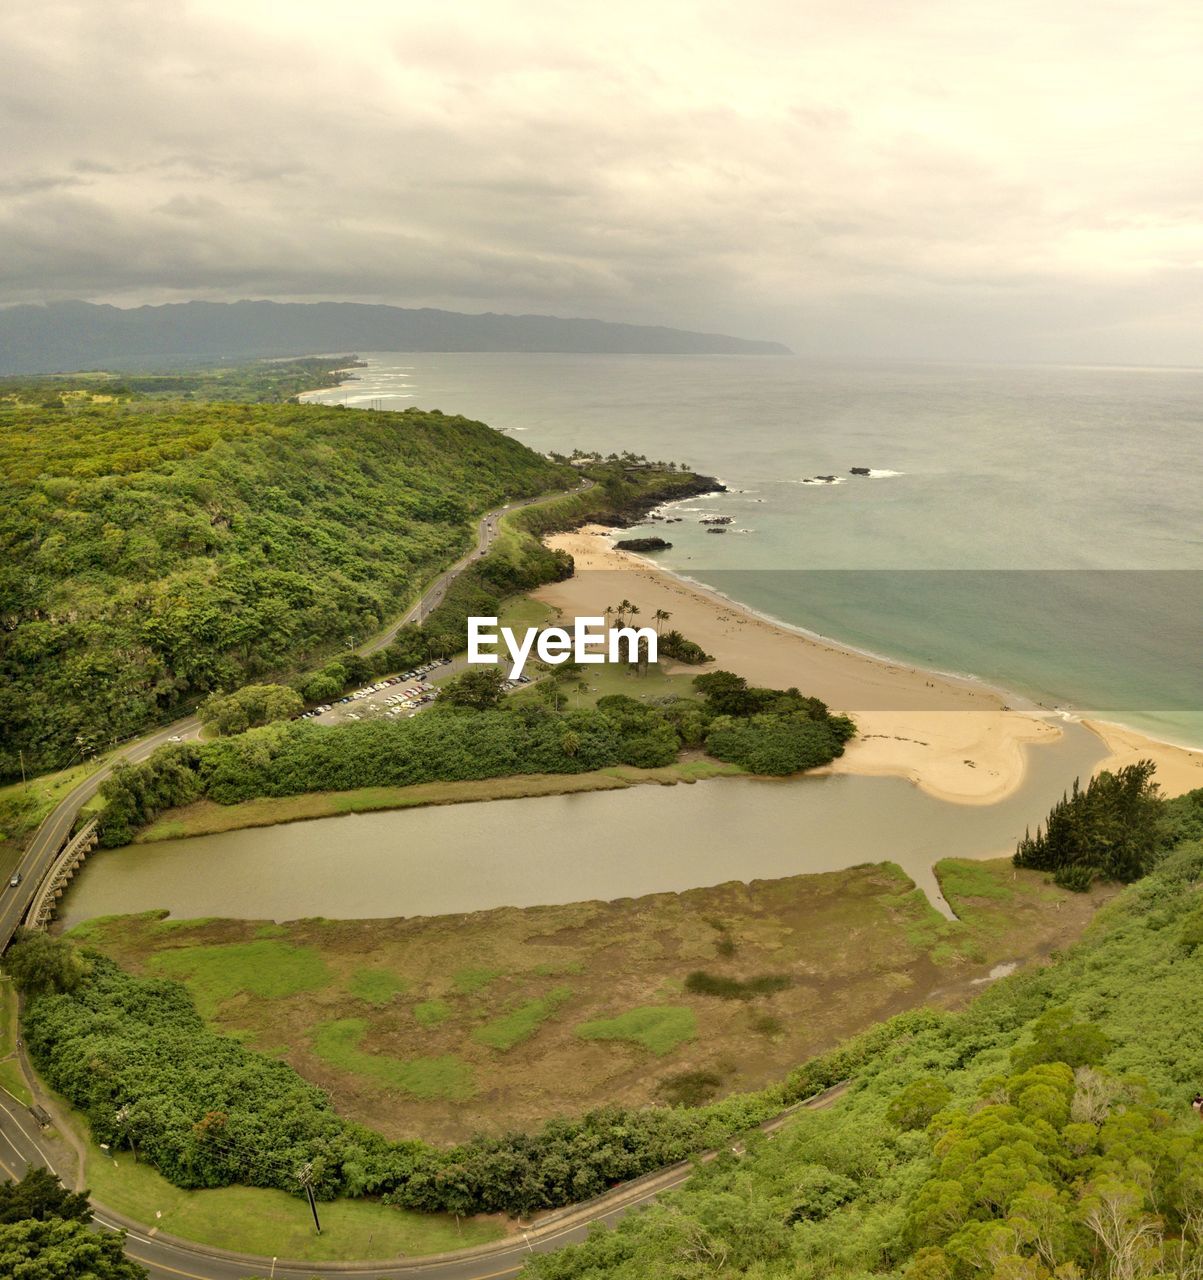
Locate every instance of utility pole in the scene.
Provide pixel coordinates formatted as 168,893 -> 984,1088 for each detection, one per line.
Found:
18,751 -> 25,789
297,1161 -> 322,1234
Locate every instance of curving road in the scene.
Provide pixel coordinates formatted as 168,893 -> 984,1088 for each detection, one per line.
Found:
0,715 -> 203,955
363,478 -> 593,654
0,470 -> 847,1280
0,1076 -> 847,1280
0,476 -> 592,957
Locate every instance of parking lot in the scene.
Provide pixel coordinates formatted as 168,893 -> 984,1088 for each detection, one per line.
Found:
300,659 -> 453,727
295,653 -> 538,728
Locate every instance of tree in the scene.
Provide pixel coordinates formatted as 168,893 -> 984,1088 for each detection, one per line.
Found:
439,668 -> 508,711
693,670 -> 757,716
652,608 -> 672,634
1013,762 -> 1161,888
0,1215 -> 146,1279
198,684 -> 302,736
302,672 -> 343,704
3,932 -> 89,998
0,1169 -> 91,1226
887,1077 -> 953,1130
1010,1008 -> 1111,1072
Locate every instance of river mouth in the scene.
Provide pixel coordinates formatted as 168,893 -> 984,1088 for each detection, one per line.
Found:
59,722 -> 1105,928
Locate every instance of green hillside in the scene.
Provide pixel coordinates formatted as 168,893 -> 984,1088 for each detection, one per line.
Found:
0,394 -> 572,776
526,786 -> 1203,1280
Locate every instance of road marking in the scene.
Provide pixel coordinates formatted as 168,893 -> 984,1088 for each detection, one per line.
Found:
125,1252 -> 214,1279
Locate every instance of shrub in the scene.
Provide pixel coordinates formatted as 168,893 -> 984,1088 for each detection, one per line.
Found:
684,971 -> 792,1000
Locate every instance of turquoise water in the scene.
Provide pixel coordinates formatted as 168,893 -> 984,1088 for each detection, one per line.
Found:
308,355 -> 1203,748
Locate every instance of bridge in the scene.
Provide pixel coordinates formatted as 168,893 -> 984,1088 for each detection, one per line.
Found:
23,819 -> 99,930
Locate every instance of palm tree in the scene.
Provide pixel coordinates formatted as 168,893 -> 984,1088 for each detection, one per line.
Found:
652,608 -> 671,635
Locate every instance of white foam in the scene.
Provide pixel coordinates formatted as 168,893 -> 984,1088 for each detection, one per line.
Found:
797,476 -> 846,486
866,469 -> 904,478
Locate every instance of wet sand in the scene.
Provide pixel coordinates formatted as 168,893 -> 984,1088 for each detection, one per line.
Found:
535,527 -> 1202,802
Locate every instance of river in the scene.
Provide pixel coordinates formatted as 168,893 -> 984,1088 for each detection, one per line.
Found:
60,721 -> 1104,927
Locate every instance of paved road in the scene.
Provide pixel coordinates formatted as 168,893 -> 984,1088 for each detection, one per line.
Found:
0,477 -> 592,955
4,470 -> 855,1280
0,1077 -> 847,1280
362,478 -> 592,655
0,716 -> 202,954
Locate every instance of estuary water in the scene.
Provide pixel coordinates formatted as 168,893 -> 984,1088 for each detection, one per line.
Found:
61,722 -> 1105,927
64,355 -> 1185,926
308,354 -> 1203,748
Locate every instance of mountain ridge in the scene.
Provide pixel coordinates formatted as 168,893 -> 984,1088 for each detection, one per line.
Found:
0,299 -> 790,373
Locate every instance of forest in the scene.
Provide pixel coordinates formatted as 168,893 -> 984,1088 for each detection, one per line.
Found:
94,673 -> 856,845
6,783 -> 1202,1265
0,388 -> 574,778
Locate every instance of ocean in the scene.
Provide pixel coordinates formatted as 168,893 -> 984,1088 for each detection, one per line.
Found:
306,353 -> 1203,749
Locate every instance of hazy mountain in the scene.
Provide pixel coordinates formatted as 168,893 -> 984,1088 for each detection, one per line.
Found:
0,300 -> 790,374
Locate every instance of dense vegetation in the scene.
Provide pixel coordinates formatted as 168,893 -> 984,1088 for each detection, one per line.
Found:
693,671 -> 856,775
1013,760 -> 1162,890
0,1167 -> 143,1278
524,785 -> 1203,1279
0,392 -> 573,777
93,674 -> 856,846
9,781 -> 1202,1250
658,629 -> 713,665
401,457 -> 718,660
8,929 -> 891,1216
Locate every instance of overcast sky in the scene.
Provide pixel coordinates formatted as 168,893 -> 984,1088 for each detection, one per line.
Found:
2,0 -> 1201,361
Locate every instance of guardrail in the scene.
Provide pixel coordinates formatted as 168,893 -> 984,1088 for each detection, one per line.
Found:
25,819 -> 99,930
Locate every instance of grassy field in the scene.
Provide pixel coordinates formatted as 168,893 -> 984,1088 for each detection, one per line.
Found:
148,939 -> 334,1018
509,658 -> 701,712
312,1019 -> 477,1100
68,858 -> 1112,1144
83,1145 -> 503,1261
0,757 -> 109,839
474,987 -> 574,1050
575,1006 -> 698,1055
0,755 -> 111,879
0,978 -> 31,1105
498,594 -> 559,631
135,759 -> 745,843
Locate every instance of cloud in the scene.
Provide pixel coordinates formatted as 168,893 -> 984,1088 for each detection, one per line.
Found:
1,0 -> 1201,360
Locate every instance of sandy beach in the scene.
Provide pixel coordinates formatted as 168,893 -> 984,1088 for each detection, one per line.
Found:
1084,718 -> 1203,798
534,527 -> 1203,805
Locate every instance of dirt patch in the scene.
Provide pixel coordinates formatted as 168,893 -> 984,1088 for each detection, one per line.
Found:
69,858 -> 1111,1145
